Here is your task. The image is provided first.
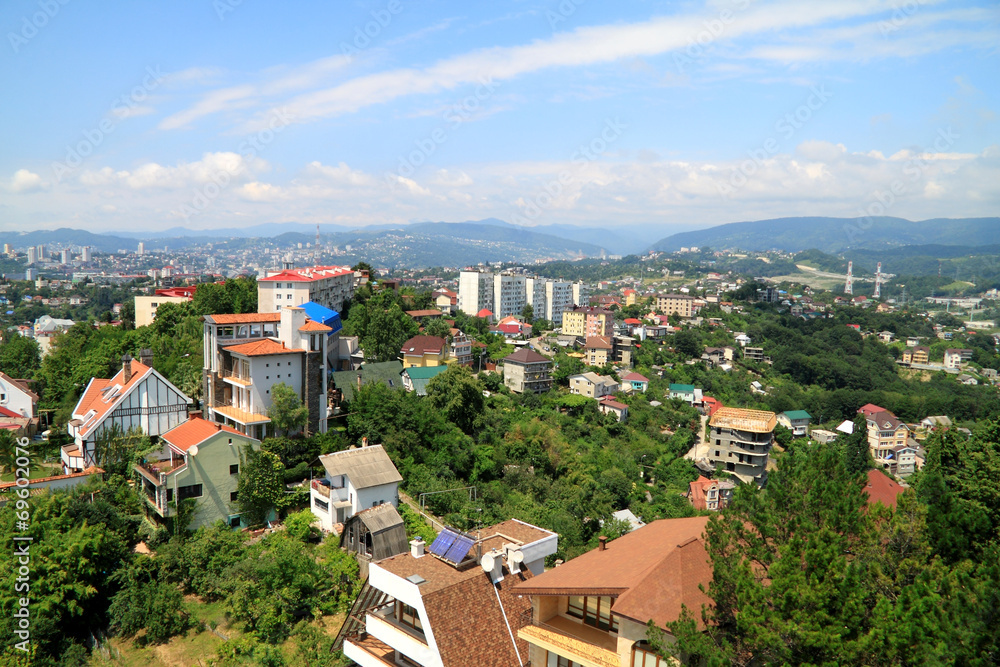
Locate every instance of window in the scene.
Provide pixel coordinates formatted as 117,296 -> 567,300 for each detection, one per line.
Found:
314,497 -> 329,512
276,294 -> 282,300
230,464 -> 239,474
166,488 -> 173,502
177,484 -> 203,500
230,491 -> 238,501
567,596 -> 617,632
229,516 -> 242,528
395,601 -> 423,632
632,642 -> 669,667
557,657 -> 583,667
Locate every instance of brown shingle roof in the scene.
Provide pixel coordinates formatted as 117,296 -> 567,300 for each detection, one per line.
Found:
503,348 -> 550,365
585,336 -> 613,350
515,517 -> 712,629
864,469 -> 904,509
400,335 -> 447,356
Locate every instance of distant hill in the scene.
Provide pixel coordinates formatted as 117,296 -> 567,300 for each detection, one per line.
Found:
650,217 -> 1000,253
0,228 -> 138,253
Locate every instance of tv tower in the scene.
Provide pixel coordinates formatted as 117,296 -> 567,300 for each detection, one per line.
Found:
845,261 -> 854,295
874,262 -> 883,299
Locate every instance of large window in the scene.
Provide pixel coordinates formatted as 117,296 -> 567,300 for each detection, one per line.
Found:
395,601 -> 423,632
177,484 -> 203,500
566,596 -> 618,632
632,642 -> 670,667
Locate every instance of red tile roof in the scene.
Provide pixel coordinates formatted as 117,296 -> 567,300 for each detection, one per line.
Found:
585,336 -> 613,350
227,339 -> 305,357
864,469 -> 905,509
257,265 -> 354,282
622,372 -> 649,382
204,313 -> 282,324
688,476 -> 716,511
857,403 -> 888,417
72,360 -> 155,437
298,320 -> 333,332
476,308 -> 494,318
516,517 -> 713,630
400,335 -> 447,356
161,416 -> 251,452
0,406 -> 21,419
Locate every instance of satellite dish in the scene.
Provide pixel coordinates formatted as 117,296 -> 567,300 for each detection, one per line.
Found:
481,553 -> 495,572
188,445 -> 199,457
510,549 -> 524,565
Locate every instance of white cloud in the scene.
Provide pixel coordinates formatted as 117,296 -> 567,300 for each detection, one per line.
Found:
8,169 -> 44,193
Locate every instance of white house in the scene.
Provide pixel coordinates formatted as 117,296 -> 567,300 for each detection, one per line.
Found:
310,443 -> 402,531
339,519 -> 557,667
63,354 -> 191,473
0,372 -> 37,420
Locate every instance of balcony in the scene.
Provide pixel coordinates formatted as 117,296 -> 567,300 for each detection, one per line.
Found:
212,402 -> 271,425
518,615 -> 619,667
135,458 -> 183,484
221,369 -> 253,387
311,479 -> 331,498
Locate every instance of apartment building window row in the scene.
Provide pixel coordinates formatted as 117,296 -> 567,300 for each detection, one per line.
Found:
566,595 -> 618,632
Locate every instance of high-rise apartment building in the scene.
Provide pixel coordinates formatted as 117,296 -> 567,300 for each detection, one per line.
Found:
493,273 -> 527,320
459,271 -> 587,323
26,247 -> 37,264
81,246 -> 92,263
458,270 -> 494,315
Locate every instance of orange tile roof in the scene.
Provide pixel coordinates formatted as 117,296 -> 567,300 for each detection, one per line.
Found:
161,416 -> 251,452
73,360 -> 155,437
226,339 -> 305,357
864,469 -> 905,509
688,476 -> 717,511
204,313 -> 282,324
299,320 -> 333,332
516,516 -> 713,630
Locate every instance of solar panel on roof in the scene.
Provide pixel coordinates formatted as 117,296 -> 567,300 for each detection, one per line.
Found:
428,528 -> 458,557
444,534 -> 475,563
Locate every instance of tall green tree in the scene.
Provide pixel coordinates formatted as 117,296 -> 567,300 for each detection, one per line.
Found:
0,334 -> 41,378
267,382 -> 308,435
426,364 -> 485,434
422,317 -> 452,340
843,413 -> 873,476
237,447 -> 286,527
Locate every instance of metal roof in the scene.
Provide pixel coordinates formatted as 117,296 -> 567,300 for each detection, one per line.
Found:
319,445 -> 403,489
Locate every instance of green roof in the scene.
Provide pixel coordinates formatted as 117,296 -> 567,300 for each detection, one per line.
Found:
782,410 -> 812,420
669,383 -> 695,393
403,365 -> 448,396
332,361 -> 404,401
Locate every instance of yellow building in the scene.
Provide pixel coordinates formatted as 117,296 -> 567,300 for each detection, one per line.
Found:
623,288 -> 638,306
654,293 -> 697,318
134,294 -> 192,327
399,335 -> 450,368
562,306 -> 614,338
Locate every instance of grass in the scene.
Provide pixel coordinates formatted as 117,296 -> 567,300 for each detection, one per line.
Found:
0,461 -> 61,483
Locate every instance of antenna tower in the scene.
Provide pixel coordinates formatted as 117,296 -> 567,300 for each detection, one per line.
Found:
844,261 -> 853,295
873,262 -> 883,299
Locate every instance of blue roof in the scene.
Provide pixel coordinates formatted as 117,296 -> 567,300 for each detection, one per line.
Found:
669,383 -> 696,393
300,301 -> 342,335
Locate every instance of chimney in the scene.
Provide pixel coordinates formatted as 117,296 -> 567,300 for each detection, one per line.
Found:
598,535 -> 607,551
139,348 -> 153,367
410,537 -> 425,558
122,354 -> 133,384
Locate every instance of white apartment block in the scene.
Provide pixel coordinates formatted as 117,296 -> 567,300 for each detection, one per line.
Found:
458,270 -> 494,315
257,265 -> 357,315
459,271 -> 587,324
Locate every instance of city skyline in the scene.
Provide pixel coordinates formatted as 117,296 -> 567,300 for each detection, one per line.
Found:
1,0 -> 997,234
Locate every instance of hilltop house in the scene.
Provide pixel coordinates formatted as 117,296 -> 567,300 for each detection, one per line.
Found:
865,409 -> 913,476
944,348 -> 973,370
668,383 -> 701,405
401,365 -> 448,396
310,443 -> 402,532
63,353 -> 191,474
503,349 -> 553,394
202,308 -> 330,440
338,519 -> 558,667
135,416 -> 261,530
400,335 -> 450,368
621,372 -> 649,393
598,397 -> 629,422
902,346 -> 929,365
515,516 -> 711,667
569,372 -> 619,399
688,475 -> 735,511
777,410 -> 812,437
707,407 -> 777,486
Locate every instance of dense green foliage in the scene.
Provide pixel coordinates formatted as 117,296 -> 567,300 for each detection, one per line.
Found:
662,421 -> 1000,665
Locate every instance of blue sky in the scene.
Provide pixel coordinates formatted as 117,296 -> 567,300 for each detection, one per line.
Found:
1,0 -> 997,234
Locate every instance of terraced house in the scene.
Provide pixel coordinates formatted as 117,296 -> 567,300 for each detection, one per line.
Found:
135,416 -> 261,530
